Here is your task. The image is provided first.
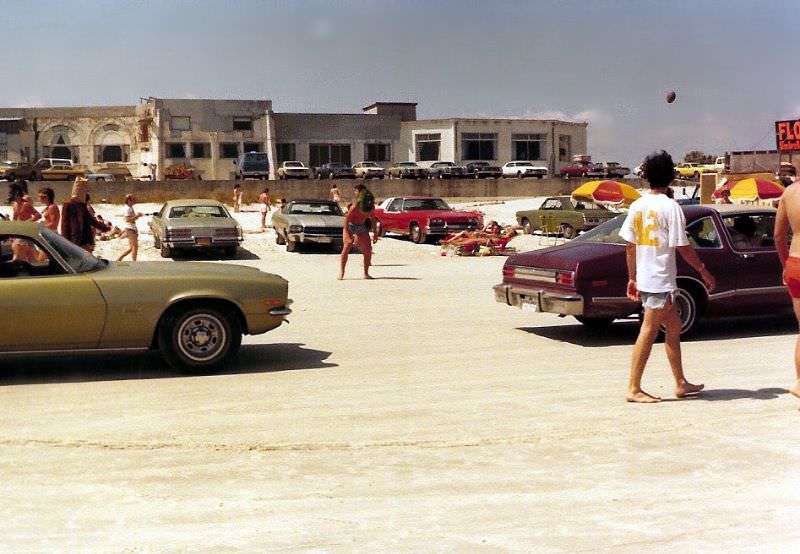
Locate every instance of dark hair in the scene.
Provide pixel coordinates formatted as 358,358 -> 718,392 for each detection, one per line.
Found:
262,187 -> 269,194
38,187 -> 54,204
7,182 -> 24,204
642,150 -> 675,189
233,183 -> 240,189
355,186 -> 375,212
15,179 -> 28,194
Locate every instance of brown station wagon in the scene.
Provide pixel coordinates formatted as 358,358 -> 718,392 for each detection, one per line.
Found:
494,204 -> 790,335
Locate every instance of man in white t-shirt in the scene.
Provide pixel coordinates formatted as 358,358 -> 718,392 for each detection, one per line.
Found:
619,151 -> 716,403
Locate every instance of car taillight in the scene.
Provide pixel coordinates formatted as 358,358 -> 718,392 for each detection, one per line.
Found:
555,271 -> 574,286
503,265 -> 515,279
167,229 -> 191,238
215,228 -> 238,237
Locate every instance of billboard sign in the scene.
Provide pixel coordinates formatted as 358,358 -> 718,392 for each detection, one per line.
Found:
776,119 -> 800,152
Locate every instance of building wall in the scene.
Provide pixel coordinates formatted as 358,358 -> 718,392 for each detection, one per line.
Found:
151,98 -> 274,180
272,113 -> 403,169
399,119 -> 588,173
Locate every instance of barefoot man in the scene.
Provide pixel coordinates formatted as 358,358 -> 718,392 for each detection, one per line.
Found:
774,180 -> 800,399
619,151 -> 716,403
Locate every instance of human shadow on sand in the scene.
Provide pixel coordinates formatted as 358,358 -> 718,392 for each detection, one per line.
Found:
695,388 -> 789,401
0,343 -> 335,385
520,315 -> 797,347
168,246 -> 260,261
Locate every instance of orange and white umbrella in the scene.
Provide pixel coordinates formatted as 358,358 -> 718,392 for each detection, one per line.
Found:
571,180 -> 641,205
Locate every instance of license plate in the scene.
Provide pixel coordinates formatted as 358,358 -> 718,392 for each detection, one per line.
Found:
196,237 -> 211,246
316,236 -> 331,243
521,300 -> 539,313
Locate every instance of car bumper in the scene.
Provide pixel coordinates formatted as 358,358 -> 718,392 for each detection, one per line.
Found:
288,233 -> 342,244
164,237 -> 243,248
493,283 -> 584,316
246,299 -> 293,334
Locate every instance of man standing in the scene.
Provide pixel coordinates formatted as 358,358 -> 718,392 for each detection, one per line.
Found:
619,151 -> 716,403
117,193 -> 143,261
61,177 -> 109,253
774,181 -> 800,399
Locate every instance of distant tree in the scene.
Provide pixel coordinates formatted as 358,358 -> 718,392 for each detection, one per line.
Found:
684,150 -> 715,164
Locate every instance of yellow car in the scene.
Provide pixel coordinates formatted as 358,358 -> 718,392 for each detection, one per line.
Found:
0,161 -> 35,181
0,221 -> 291,371
31,158 -> 87,181
674,162 -> 702,180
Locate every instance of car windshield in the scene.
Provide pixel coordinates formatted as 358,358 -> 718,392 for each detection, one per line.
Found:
360,162 -> 378,167
289,202 -> 343,216
169,205 -> 228,218
41,227 -> 107,273
572,215 -> 627,245
285,162 -> 303,168
403,198 -> 450,211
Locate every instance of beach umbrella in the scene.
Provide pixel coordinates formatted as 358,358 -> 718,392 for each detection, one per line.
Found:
713,178 -> 784,201
571,180 -> 641,204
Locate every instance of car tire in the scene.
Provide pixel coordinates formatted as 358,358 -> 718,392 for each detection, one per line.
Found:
224,246 -> 237,257
693,172 -> 700,179
559,224 -> 576,240
275,229 -> 286,245
286,238 -> 298,252
158,305 -> 241,372
521,218 -> 532,235
410,223 -> 426,244
517,171 -> 523,179
160,243 -> 172,258
575,316 -> 615,329
375,220 -> 385,237
7,173 -> 15,181
663,283 -> 703,337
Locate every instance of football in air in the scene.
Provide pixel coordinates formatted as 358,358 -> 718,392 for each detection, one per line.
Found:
666,90 -> 677,103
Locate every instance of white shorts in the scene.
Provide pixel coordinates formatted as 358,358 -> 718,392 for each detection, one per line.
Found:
640,291 -> 672,310
260,205 -> 268,214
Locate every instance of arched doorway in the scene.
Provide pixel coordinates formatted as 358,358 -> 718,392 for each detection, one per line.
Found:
44,125 -> 77,161
102,145 -> 123,162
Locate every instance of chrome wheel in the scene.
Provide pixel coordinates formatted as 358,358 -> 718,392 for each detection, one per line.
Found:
177,312 -> 227,362
671,287 -> 698,335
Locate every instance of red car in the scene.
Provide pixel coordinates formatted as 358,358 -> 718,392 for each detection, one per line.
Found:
374,196 -> 484,244
559,161 -> 595,179
493,204 -> 790,335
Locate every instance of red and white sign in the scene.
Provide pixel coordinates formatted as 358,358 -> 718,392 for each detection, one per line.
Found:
776,119 -> 800,152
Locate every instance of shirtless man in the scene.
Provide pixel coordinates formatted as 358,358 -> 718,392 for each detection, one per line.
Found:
774,183 -> 800,399
619,150 -> 715,403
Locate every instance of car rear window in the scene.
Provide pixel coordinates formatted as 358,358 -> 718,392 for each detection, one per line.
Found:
572,215 -> 627,245
169,206 -> 227,218
403,198 -> 450,211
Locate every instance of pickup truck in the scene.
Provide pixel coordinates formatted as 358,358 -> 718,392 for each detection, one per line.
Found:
700,156 -> 726,174
585,162 -> 630,179
674,162 -> 702,180
515,196 -> 615,239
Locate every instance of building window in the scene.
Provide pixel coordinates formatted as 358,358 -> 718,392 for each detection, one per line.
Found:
415,133 -> 441,162
365,143 -> 390,162
243,142 -> 262,153
170,116 -> 191,131
462,133 -> 497,161
48,146 -> 76,162
276,143 -> 296,163
512,133 -> 546,160
220,143 -> 240,159
100,145 -> 124,162
191,143 -> 210,158
559,135 -> 571,162
167,143 -> 186,159
310,143 -> 352,167
233,117 -> 253,131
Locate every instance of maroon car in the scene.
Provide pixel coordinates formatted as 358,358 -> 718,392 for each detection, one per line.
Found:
493,204 -> 789,335
374,196 -> 484,244
559,161 -> 595,179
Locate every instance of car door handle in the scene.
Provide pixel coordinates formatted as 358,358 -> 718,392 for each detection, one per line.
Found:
740,253 -> 756,260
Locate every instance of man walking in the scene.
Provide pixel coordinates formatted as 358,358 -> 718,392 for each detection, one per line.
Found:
619,151 -> 715,403
774,181 -> 800,399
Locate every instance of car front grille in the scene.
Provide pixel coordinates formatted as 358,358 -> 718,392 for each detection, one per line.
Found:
303,226 -> 341,236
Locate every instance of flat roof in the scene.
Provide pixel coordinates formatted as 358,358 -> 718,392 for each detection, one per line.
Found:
362,102 -> 418,111
408,117 -> 588,126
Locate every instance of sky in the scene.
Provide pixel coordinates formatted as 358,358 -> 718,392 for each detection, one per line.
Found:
2,0 -> 797,168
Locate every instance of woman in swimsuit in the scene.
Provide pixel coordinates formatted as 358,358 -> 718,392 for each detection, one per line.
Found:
339,183 -> 378,280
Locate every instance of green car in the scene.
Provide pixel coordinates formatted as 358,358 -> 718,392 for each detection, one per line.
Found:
515,196 -> 615,239
0,221 -> 291,371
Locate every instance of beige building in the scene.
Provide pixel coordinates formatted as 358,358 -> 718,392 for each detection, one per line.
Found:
0,99 -> 588,179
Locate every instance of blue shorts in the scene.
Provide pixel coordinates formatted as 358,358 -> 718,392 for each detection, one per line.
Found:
640,291 -> 673,310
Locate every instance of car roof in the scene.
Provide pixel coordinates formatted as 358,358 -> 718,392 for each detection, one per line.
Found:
394,196 -> 444,200
0,220 -> 41,235
163,199 -> 226,208
682,203 -> 777,218
289,198 -> 336,204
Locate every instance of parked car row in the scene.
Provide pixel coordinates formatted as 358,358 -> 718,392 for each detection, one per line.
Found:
559,160 -> 631,179
0,158 -> 130,181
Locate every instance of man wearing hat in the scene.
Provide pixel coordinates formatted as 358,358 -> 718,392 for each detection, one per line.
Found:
61,177 -> 109,252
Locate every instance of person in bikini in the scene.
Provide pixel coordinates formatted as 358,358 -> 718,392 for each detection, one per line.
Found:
619,151 -> 715,403
232,184 -> 243,213
37,187 -> 60,231
774,182 -> 800,399
339,183 -> 378,280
